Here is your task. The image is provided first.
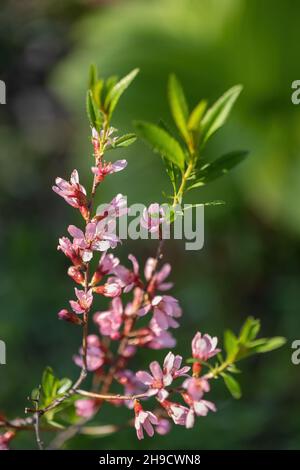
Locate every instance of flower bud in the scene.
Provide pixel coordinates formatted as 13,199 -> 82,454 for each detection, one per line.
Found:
68,266 -> 85,285
58,309 -> 83,325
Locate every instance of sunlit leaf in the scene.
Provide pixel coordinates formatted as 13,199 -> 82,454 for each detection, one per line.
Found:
168,74 -> 190,144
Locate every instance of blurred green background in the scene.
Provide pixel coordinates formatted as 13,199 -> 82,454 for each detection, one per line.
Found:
1,0 -> 300,449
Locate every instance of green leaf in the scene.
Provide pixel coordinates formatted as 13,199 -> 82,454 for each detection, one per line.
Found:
188,100 -> 207,131
188,150 -> 248,190
222,373 -> 242,399
110,133 -> 137,149
248,337 -> 286,354
86,90 -> 103,131
88,64 -> 98,90
168,74 -> 190,144
135,121 -> 185,170
104,68 -> 139,115
224,330 -> 239,360
239,317 -> 261,343
41,367 -> 56,399
200,85 -> 243,144
57,378 -> 72,395
162,156 -> 178,194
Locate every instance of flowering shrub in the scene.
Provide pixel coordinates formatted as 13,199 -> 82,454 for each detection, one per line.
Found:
0,67 -> 285,449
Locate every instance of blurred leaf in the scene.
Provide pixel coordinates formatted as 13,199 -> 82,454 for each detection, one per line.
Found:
57,378 -> 72,395
168,74 -> 190,144
41,366 -> 56,400
162,156 -> 178,193
222,372 -> 242,399
188,150 -> 248,190
248,337 -> 287,354
86,90 -> 103,131
105,68 -> 139,115
239,317 -> 261,343
200,85 -> 243,144
135,121 -> 185,170
89,64 -> 98,90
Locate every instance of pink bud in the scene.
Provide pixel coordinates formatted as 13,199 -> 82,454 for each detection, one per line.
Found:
58,309 -> 82,325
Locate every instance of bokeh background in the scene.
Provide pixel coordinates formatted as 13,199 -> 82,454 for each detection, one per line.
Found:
1,0 -> 300,450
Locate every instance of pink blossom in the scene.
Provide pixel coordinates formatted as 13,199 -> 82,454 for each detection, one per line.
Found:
182,376 -> 210,402
185,399 -> 216,429
53,170 -> 88,220
150,295 -> 182,333
68,221 -> 119,263
135,328 -> 176,350
145,258 -> 173,294
155,418 -> 171,435
114,255 -> 141,293
73,334 -> 104,371
75,399 -> 98,418
57,237 -> 82,266
94,297 -> 123,339
58,309 -> 83,325
136,352 -> 189,400
91,252 -> 120,285
69,288 -> 93,314
96,193 -> 128,219
191,332 -> 220,361
0,431 -> 15,451
134,401 -> 158,440
93,277 -> 122,297
140,203 -> 165,233
161,400 -> 190,426
92,159 -> 127,183
67,266 -> 85,285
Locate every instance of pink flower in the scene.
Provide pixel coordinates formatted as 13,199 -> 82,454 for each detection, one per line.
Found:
96,193 -> 128,219
191,332 -> 220,361
73,334 -> 104,371
53,170 -> 88,220
155,418 -> 171,435
145,258 -> 173,294
140,203 -> 165,233
94,297 -> 123,339
149,295 -> 182,333
134,401 -> 158,440
0,431 -> 15,451
69,288 -> 93,314
57,237 -> 82,266
185,399 -> 216,429
136,352 -> 189,400
161,400 -> 190,426
93,277 -> 122,297
92,159 -> 127,183
91,252 -> 120,285
58,309 -> 83,325
114,255 -> 141,293
75,399 -> 98,418
182,376 -> 210,402
138,329 -> 176,350
68,221 -> 119,263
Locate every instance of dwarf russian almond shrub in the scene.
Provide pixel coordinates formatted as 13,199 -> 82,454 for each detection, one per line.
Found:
0,66 -> 286,449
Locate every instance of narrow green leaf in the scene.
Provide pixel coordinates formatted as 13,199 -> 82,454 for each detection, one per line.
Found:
168,74 -> 190,144
135,121 -> 185,170
222,373 -> 242,399
104,68 -> 139,115
111,133 -> 137,149
239,317 -> 261,343
86,90 -> 103,130
57,378 -> 72,395
188,100 -> 207,131
88,64 -> 98,90
41,367 -> 56,399
188,150 -> 248,190
224,330 -> 239,360
249,337 -> 286,354
200,85 -> 243,144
